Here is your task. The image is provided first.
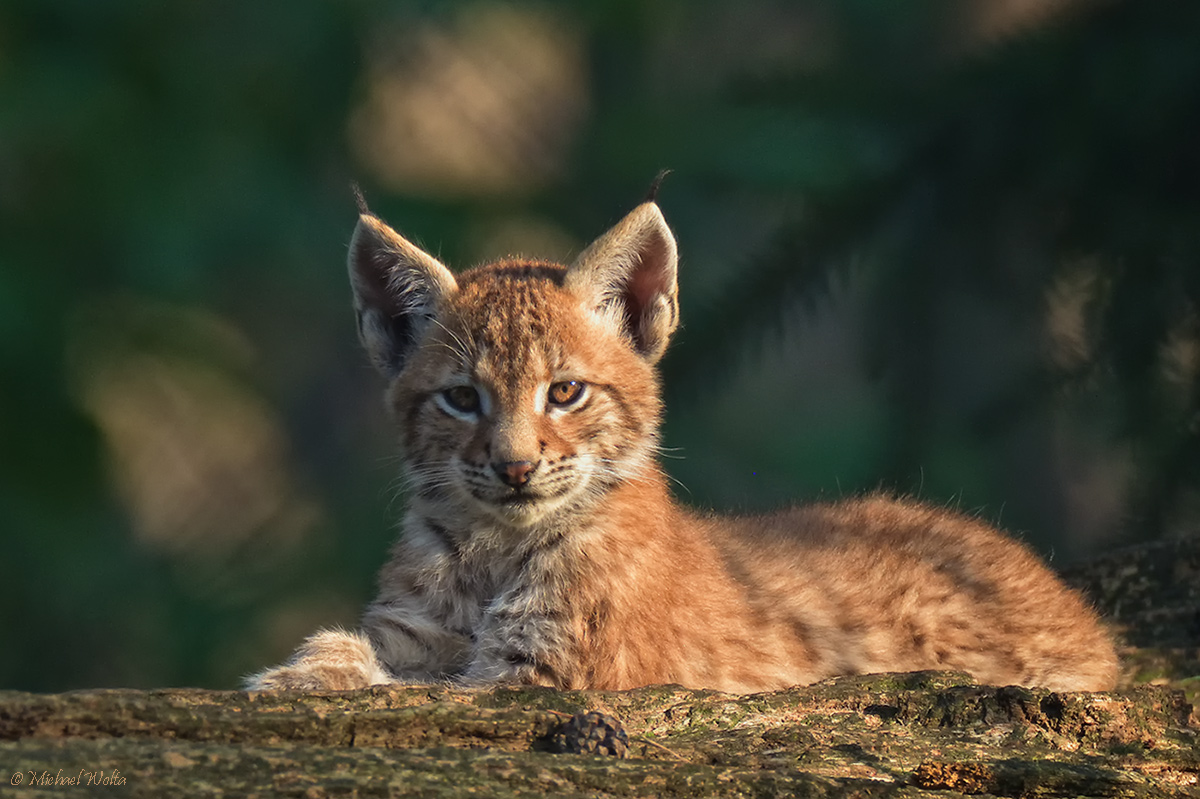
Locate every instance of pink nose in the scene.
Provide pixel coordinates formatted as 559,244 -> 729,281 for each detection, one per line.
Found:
494,460 -> 536,487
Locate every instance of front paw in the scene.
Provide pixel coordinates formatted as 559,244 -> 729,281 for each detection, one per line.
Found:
462,649 -> 559,688
246,664 -> 351,691
244,629 -> 394,691
466,611 -> 565,687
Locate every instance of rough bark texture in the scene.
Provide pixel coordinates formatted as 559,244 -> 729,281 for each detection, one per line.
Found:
2,537 -> 1197,798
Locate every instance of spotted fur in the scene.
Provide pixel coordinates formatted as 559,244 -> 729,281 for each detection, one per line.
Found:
246,201 -> 1117,693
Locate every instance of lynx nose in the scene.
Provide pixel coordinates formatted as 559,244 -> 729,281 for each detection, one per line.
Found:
494,460 -> 536,487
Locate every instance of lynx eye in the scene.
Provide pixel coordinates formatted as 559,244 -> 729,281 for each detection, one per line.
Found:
442,385 -> 481,414
548,380 -> 585,407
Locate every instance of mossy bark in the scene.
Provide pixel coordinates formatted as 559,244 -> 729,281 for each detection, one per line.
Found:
2,672 -> 1196,797
1064,535 -> 1200,705
3,538 -> 1196,798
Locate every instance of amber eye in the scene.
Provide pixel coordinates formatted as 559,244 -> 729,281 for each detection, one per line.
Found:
548,380 -> 585,407
442,385 -> 481,414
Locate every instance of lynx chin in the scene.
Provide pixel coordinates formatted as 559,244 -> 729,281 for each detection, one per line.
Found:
247,196 -> 1117,693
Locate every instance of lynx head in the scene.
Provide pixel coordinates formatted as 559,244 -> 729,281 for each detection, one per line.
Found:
348,202 -> 678,530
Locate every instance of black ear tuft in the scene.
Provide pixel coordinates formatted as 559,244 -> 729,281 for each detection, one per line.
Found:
351,182 -> 371,216
645,169 -> 672,204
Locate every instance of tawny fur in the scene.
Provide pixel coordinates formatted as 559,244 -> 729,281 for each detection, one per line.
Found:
247,201 -> 1117,694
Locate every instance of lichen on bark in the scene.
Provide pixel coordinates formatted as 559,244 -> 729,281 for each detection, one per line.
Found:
2,538 -> 1197,797
1,671 -> 1195,798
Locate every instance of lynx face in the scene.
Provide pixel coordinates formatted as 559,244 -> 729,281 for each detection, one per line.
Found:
347,205 -> 678,535
390,264 -> 662,529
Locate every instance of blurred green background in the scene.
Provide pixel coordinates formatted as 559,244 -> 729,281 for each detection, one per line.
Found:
3,0 -> 1198,691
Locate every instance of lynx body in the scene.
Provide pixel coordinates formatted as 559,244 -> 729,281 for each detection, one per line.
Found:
248,200 -> 1117,693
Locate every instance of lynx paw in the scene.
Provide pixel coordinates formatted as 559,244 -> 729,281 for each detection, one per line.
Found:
460,649 -> 560,688
245,629 -> 394,691
463,608 -> 563,687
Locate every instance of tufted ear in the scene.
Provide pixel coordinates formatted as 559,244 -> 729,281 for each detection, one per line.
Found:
564,202 -> 679,362
347,213 -> 458,377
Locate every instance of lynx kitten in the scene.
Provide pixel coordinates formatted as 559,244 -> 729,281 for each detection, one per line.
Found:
248,197 -> 1117,693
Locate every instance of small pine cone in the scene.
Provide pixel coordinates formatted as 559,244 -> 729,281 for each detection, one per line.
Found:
549,711 -> 629,758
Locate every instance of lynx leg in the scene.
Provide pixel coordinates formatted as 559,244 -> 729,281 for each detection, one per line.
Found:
461,586 -> 570,688
245,629 -> 394,691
